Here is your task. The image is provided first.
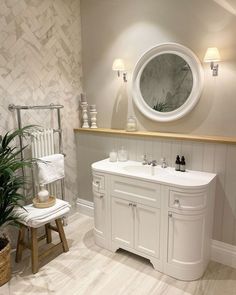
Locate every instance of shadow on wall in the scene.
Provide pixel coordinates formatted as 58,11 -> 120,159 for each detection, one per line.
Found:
213,176 -> 236,245
111,84 -> 128,129
213,176 -> 226,242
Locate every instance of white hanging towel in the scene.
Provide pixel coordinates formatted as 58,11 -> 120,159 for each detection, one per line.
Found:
37,153 -> 65,185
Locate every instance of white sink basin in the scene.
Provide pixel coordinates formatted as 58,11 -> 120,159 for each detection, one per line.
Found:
123,165 -> 158,175
91,159 -> 216,188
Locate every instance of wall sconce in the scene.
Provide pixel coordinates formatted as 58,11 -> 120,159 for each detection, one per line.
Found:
204,47 -> 221,76
112,58 -> 127,82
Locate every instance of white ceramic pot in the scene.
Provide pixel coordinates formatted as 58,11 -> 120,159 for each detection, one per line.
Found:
38,189 -> 49,203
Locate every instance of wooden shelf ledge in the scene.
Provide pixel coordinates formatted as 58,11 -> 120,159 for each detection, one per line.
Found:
74,128 -> 236,145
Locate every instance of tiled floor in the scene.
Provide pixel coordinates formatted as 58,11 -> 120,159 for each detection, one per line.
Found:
1,213 -> 236,295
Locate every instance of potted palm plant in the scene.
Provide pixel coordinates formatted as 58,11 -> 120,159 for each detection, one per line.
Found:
0,126 -> 34,286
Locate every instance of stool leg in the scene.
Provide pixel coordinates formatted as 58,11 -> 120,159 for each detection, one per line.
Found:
55,219 -> 69,252
45,223 -> 52,244
31,228 -> 39,274
15,225 -> 26,263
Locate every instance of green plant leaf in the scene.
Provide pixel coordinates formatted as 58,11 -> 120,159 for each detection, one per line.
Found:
0,126 -> 37,229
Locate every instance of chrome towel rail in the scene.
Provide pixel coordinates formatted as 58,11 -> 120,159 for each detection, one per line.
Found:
8,103 -> 65,201
8,103 -> 64,111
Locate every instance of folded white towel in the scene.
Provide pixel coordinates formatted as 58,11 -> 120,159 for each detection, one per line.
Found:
37,153 -> 65,185
14,199 -> 71,227
19,207 -> 70,228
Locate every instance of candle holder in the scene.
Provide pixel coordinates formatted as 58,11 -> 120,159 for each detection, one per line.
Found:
90,105 -> 97,129
81,102 -> 89,128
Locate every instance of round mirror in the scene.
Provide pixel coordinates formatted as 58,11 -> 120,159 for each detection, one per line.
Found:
132,43 -> 204,122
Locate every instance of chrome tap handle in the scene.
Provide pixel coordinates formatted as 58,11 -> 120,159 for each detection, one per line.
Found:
147,159 -> 157,166
142,154 -> 148,165
151,160 -> 157,166
161,157 -> 167,168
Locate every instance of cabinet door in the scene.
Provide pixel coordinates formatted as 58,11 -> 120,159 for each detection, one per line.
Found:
167,212 -> 205,267
93,191 -> 106,239
111,197 -> 134,248
135,204 -> 160,258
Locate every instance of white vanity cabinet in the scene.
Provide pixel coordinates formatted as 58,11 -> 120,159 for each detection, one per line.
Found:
110,176 -> 161,268
112,197 -> 161,261
164,188 -> 207,280
92,159 -> 216,281
134,203 -> 160,259
92,173 -> 107,248
111,197 -> 134,248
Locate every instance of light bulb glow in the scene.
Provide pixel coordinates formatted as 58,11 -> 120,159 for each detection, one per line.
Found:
112,58 -> 125,71
204,47 -> 221,62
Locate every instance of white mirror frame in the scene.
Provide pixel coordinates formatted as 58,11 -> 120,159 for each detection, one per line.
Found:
132,43 -> 204,122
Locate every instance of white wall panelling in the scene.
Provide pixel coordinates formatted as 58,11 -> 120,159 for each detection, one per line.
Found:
76,133 -> 236,247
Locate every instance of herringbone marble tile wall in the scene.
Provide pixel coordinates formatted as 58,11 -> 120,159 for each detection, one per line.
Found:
0,0 -> 83,206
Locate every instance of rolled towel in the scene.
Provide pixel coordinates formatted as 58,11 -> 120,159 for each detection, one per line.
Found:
14,199 -> 71,226
37,153 -> 65,185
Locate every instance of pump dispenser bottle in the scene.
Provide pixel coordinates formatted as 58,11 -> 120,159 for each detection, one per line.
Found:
180,156 -> 186,172
175,155 -> 180,171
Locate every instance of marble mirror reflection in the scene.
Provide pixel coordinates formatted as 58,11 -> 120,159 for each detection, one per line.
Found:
140,54 -> 193,113
132,43 -> 204,122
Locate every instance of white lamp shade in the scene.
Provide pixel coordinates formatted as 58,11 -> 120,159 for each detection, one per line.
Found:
204,47 -> 221,62
112,58 -> 125,71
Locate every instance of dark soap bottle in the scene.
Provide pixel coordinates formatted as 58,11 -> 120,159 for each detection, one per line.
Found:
175,155 -> 180,171
180,156 -> 186,172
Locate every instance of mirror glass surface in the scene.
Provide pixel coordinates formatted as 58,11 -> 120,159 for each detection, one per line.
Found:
132,43 -> 204,122
140,54 -> 193,113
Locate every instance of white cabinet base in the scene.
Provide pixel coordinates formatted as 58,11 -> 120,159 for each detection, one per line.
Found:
94,230 -> 106,248
111,242 -> 162,272
92,161 -> 216,281
164,262 -> 207,281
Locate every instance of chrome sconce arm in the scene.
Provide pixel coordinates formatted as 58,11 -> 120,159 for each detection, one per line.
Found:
204,47 -> 221,77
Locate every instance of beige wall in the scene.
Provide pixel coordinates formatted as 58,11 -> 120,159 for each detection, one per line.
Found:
0,0 -> 83,206
78,0 -> 236,247
81,0 -> 236,136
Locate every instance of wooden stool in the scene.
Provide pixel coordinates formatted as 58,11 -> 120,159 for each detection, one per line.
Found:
15,218 -> 69,274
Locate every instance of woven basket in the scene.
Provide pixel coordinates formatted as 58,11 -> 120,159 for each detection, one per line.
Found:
0,239 -> 11,286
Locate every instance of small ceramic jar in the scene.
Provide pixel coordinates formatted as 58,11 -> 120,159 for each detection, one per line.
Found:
109,150 -> 117,162
126,116 -> 137,132
38,188 -> 49,203
118,146 -> 128,162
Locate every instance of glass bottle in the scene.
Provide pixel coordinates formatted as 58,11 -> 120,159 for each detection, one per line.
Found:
118,146 -> 128,161
175,155 -> 180,171
126,116 -> 137,132
180,156 -> 186,172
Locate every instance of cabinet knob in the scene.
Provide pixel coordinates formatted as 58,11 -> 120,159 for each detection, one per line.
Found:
133,204 -> 137,207
129,203 -> 132,206
174,199 -> 180,206
168,212 -> 172,218
99,195 -> 104,199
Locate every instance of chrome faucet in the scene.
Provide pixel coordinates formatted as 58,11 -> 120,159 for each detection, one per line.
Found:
142,154 -> 149,165
149,160 -> 157,166
161,157 -> 168,168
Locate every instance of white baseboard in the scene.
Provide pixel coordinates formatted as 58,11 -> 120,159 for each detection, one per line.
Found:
76,198 -> 94,217
76,198 -> 236,269
211,239 -> 236,269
